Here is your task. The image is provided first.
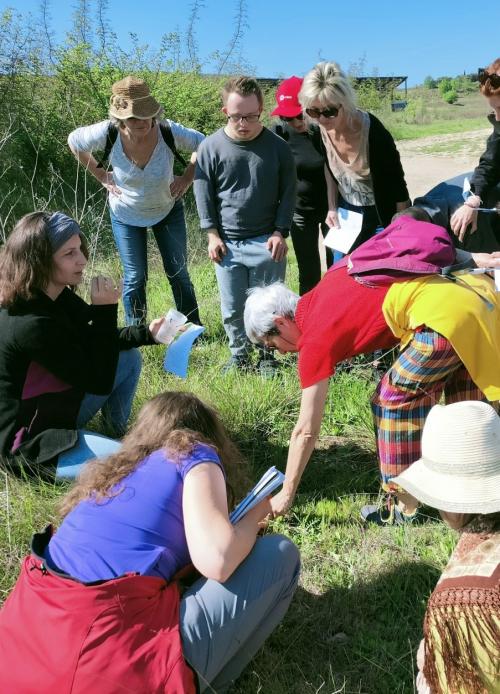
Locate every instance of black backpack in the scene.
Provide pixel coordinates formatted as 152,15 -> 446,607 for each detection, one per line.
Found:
96,122 -> 187,169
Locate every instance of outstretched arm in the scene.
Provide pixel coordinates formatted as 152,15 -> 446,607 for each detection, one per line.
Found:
271,378 -> 330,517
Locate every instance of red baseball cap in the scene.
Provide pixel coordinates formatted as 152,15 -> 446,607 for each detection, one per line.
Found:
271,76 -> 303,117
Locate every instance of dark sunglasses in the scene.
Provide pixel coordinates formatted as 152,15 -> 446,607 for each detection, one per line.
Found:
479,70 -> 500,89
280,113 -> 304,122
305,105 -> 341,119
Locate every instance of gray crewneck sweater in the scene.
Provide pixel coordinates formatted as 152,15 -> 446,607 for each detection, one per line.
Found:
194,127 -> 296,240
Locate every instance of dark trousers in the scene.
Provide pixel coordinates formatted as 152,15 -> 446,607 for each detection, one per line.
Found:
290,211 -> 332,295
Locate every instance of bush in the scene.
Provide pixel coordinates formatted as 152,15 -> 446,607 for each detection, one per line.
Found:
443,89 -> 458,104
438,78 -> 453,95
423,75 -> 436,89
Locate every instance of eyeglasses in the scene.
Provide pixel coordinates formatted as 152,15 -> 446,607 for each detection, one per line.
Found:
479,70 -> 500,89
280,113 -> 304,122
264,325 -> 280,338
227,113 -> 261,123
305,105 -> 341,120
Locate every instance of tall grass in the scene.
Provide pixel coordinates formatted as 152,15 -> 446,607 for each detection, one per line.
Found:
0,224 -> 457,692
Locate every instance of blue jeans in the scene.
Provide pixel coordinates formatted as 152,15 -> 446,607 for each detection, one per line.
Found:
180,534 -> 300,693
110,200 -> 201,326
76,349 -> 142,437
214,235 -> 286,358
55,432 -> 121,480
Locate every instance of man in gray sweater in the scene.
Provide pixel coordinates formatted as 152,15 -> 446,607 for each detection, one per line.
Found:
194,76 -> 296,373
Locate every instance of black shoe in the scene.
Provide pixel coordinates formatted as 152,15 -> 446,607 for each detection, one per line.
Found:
257,355 -> 280,379
221,356 -> 252,374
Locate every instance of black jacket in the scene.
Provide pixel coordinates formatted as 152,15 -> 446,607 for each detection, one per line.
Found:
0,288 -> 153,475
322,112 -> 410,226
471,114 -> 500,204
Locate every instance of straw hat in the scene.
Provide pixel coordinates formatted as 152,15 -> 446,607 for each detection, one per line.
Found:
109,76 -> 162,120
393,401 -> 500,514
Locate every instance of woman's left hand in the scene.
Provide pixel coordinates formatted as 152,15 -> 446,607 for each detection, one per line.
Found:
149,317 -> 165,342
170,175 -> 191,199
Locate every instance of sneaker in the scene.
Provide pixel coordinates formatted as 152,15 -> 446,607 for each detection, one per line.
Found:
221,356 -> 252,374
257,355 -> 280,379
360,495 -> 420,526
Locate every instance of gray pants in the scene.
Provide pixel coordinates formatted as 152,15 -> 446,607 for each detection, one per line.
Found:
180,534 -> 300,693
214,235 -> 286,358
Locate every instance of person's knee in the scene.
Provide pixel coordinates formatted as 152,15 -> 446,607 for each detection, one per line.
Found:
118,348 -> 142,379
258,534 -> 301,588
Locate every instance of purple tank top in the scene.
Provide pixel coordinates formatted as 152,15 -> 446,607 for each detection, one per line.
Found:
44,443 -> 223,582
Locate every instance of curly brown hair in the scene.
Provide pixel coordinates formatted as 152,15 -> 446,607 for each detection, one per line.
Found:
0,211 -> 88,308
480,58 -> 500,97
58,391 -> 248,518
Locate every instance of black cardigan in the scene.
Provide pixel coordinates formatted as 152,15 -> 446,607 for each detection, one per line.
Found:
322,112 -> 410,226
0,288 -> 154,475
471,114 -> 500,204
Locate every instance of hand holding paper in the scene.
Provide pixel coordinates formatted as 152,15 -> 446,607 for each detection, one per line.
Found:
323,207 -> 364,254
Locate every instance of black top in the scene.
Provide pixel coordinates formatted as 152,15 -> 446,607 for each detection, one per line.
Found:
321,112 -> 410,227
0,288 -> 154,474
471,114 -> 500,203
270,122 -> 328,217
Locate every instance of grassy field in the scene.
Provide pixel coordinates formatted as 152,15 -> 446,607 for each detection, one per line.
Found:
0,226 -> 458,693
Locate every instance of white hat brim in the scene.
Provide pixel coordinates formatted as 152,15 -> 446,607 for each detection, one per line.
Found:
393,458 -> 500,514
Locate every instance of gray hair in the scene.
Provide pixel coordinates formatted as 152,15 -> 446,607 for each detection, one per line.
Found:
299,61 -> 357,119
244,282 -> 299,344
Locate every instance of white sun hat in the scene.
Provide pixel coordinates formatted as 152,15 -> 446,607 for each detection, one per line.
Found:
393,401 -> 500,514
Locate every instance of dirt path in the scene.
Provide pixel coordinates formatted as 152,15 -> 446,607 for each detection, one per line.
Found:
398,128 -> 490,199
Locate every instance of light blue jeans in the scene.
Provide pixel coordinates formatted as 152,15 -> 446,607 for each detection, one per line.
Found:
76,349 -> 142,437
214,235 -> 286,358
55,349 -> 141,479
180,534 -> 300,693
110,201 -> 201,326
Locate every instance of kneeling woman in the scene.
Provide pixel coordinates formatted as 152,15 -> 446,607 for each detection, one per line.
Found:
0,391 -> 300,693
0,211 -> 162,479
244,217 -> 500,523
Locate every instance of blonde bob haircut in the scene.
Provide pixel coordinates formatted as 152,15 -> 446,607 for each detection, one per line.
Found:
299,61 -> 357,119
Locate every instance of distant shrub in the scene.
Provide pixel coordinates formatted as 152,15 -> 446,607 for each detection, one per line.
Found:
438,78 -> 453,95
423,76 -> 436,89
443,89 -> 458,104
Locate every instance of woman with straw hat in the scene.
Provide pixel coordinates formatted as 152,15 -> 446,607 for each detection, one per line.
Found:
68,76 -> 204,326
393,401 -> 500,693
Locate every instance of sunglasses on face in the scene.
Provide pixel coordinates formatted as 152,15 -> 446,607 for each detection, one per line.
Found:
305,105 -> 341,119
280,113 -> 304,122
479,70 -> 500,89
226,113 -> 261,123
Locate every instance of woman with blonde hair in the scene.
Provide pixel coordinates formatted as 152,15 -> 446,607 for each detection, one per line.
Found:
299,61 -> 410,256
0,391 -> 300,693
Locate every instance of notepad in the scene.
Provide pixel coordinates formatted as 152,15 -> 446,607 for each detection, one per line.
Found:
230,466 -> 285,524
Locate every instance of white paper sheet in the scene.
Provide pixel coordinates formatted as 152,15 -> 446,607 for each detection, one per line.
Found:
322,207 -> 364,254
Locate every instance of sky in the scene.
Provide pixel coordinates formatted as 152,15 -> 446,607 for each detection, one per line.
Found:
4,0 -> 499,87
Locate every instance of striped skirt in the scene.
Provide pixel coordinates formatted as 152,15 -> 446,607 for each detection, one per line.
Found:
371,329 -> 486,483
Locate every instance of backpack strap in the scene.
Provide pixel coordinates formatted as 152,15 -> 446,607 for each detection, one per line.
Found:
96,123 -> 118,169
159,122 -> 187,167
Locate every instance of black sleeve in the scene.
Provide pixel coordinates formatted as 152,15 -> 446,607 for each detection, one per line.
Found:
369,114 -> 410,202
14,304 -> 121,395
471,127 -> 500,201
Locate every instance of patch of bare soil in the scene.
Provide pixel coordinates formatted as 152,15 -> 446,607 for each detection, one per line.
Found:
398,128 -> 490,199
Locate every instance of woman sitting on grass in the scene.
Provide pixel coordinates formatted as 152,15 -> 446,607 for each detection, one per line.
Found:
0,391 -> 300,693
0,210 -> 164,480
392,401 -> 500,693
